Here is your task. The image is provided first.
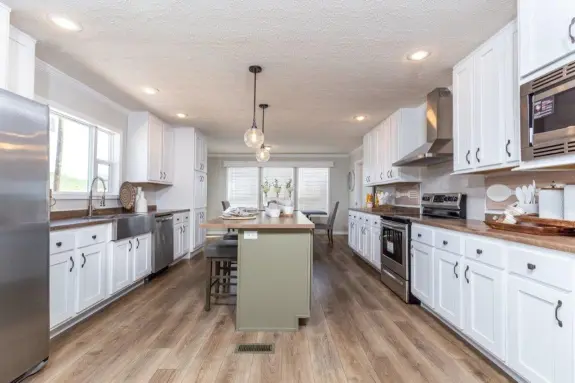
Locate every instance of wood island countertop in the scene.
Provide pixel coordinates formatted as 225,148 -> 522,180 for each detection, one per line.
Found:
201,211 -> 315,230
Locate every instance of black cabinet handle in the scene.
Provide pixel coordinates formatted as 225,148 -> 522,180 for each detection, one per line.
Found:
453,261 -> 459,278
380,172 -> 383,180
556,300 -> 563,327
527,263 -> 536,271
443,240 -> 448,246
466,150 -> 470,165
417,233 -> 422,238
476,148 -> 480,163
81,253 -> 86,268
56,241 -> 62,247
506,139 -> 511,157
464,265 -> 470,283
92,235 -> 97,240
136,238 -> 140,249
69,256 -> 74,272
129,240 -> 132,252
569,17 -> 575,44
183,226 -> 186,233
476,249 -> 483,255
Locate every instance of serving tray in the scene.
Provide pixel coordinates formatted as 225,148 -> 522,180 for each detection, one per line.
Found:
516,215 -> 575,228
484,220 -> 575,236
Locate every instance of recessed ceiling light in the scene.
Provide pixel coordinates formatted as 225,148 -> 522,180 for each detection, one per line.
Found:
142,87 -> 159,95
176,113 -> 188,119
354,115 -> 366,122
407,50 -> 431,61
49,15 -> 82,32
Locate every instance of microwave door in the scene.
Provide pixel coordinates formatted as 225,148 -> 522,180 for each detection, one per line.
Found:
532,79 -> 575,146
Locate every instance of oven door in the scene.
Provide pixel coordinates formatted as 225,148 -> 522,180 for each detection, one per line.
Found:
529,79 -> 575,147
380,220 -> 408,279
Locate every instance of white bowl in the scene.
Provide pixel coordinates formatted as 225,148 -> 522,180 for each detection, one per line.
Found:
265,208 -> 281,218
282,206 -> 294,215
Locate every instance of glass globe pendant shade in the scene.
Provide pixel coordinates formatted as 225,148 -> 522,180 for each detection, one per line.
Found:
256,145 -> 270,162
244,123 -> 265,148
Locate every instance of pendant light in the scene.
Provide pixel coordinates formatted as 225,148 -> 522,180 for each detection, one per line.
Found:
256,104 -> 271,162
244,65 -> 265,148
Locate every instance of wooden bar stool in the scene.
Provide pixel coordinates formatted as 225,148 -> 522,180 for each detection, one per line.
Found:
204,239 -> 238,311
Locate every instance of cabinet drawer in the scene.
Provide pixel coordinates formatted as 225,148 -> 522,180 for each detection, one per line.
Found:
411,224 -> 433,246
77,225 -> 108,248
183,212 -> 190,222
464,236 -> 504,269
174,213 -> 183,224
369,215 -> 381,227
434,230 -> 462,255
508,246 -> 574,291
50,231 -> 75,255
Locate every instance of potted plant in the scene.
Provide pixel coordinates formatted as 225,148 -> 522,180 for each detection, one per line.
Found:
273,178 -> 282,198
285,178 -> 294,200
261,179 -> 271,202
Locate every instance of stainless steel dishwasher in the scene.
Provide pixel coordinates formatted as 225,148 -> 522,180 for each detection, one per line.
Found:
153,214 -> 174,273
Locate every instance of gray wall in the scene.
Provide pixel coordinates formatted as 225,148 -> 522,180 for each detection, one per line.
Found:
207,156 -> 350,233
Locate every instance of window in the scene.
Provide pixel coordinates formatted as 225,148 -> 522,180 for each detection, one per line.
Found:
227,167 -> 260,208
49,111 -> 120,195
297,168 -> 330,212
262,167 -> 294,204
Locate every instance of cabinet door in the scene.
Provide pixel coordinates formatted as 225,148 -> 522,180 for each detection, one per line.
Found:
194,171 -> 207,209
133,234 -> 151,281
371,227 -> 381,269
109,239 -> 133,295
194,209 -> 207,249
434,249 -> 462,328
195,133 -> 206,172
49,250 -> 76,329
76,243 -> 106,312
474,39 -> 505,168
506,26 -> 520,163
148,116 -> 163,182
162,124 -> 174,184
182,223 -> 190,254
348,216 -> 353,248
7,27 -> 36,99
508,276 -> 573,383
363,134 -> 371,185
353,219 -> 360,251
388,112 -> 400,180
453,56 -> 475,172
411,242 -> 434,307
463,260 -> 505,361
378,119 -> 389,184
173,224 -> 182,259
519,1 -> 575,78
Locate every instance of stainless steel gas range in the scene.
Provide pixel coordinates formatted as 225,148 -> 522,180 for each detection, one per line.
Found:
380,193 -> 466,303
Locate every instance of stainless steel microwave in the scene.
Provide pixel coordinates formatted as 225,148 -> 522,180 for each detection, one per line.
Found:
521,59 -> 575,161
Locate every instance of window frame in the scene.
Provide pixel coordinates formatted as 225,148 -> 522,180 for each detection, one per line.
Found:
295,167 -> 331,213
49,109 -> 121,200
226,167 -> 261,209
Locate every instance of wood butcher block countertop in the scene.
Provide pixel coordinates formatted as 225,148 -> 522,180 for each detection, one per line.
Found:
201,211 -> 315,230
350,208 -> 575,254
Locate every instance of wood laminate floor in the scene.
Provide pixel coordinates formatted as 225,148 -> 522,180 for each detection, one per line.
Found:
28,235 -> 513,383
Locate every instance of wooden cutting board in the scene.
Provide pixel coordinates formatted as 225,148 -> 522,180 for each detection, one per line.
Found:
485,221 -> 575,236
516,215 -> 575,228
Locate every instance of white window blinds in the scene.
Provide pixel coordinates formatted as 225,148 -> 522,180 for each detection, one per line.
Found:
226,167 -> 259,208
262,167 -> 295,203
297,168 -> 330,211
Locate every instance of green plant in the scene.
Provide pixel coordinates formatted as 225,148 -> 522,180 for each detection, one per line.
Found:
273,178 -> 282,198
285,178 -> 294,199
261,179 -> 271,198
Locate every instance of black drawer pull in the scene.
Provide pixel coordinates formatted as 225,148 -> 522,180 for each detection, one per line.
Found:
442,240 -> 448,246
476,249 -> 482,255
56,241 -> 62,247
464,265 -> 470,283
556,300 -> 563,327
69,256 -> 74,272
92,235 -> 97,240
453,261 -> 459,278
527,263 -> 536,271
466,150 -> 470,165
81,253 -> 86,268
417,233 -> 422,238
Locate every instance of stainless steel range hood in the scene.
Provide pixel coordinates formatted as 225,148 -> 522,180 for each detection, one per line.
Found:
393,87 -> 453,167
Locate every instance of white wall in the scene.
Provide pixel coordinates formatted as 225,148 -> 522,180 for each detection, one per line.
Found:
35,59 -> 157,212
207,155 -> 350,233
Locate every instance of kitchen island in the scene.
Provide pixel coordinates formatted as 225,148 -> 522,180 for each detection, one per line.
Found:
201,212 -> 314,331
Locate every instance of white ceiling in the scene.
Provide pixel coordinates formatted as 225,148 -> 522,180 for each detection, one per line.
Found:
5,0 -> 516,154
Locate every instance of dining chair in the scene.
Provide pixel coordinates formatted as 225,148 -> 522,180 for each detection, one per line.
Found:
314,201 -> 339,245
221,200 -> 237,239
221,200 -> 230,210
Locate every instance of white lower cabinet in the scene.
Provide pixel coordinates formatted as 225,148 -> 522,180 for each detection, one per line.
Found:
109,239 -> 134,295
182,222 -> 190,254
463,259 -> 506,361
411,242 -> 434,308
76,243 -> 106,313
370,225 -> 381,269
133,234 -> 151,281
174,223 -> 183,259
508,275 -> 573,383
49,250 -> 76,328
194,209 -> 206,250
433,249 -> 462,328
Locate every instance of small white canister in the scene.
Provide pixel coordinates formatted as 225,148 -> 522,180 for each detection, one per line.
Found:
564,185 -> 575,221
539,182 -> 564,220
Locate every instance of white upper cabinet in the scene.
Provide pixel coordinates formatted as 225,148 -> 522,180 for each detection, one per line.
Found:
7,26 -> 36,99
0,3 -> 10,90
519,1 -> 575,81
453,20 -> 519,174
127,112 -> 175,184
362,132 -> 373,185
195,132 -> 207,173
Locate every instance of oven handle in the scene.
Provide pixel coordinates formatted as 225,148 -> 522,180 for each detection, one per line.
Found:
380,220 -> 408,231
381,268 -> 405,286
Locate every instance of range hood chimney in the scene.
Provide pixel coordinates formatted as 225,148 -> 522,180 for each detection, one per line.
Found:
393,87 -> 453,167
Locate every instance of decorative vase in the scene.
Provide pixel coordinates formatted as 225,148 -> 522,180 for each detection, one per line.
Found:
135,187 -> 148,213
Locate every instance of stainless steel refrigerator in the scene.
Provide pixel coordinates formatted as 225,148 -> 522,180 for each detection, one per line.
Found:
0,89 -> 50,383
